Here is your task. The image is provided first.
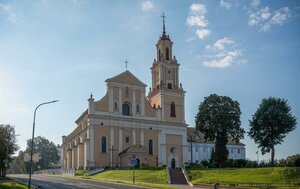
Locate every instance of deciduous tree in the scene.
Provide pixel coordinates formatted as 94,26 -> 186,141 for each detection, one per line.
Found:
0,124 -> 18,177
26,136 -> 59,170
195,94 -> 245,167
249,97 -> 297,166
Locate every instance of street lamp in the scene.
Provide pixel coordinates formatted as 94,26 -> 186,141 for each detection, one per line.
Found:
28,100 -> 59,189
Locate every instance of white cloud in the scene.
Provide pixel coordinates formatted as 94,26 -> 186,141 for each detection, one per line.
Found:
186,3 -> 208,27
195,29 -> 211,39
213,37 -> 234,50
0,3 -> 22,24
190,3 -> 207,15
251,0 -> 260,7
220,0 -> 232,9
271,7 -> 291,25
186,3 -> 210,40
186,15 -> 208,27
248,5 -> 292,32
203,37 -> 245,68
141,0 -> 154,12
248,6 -> 270,26
186,37 -> 195,42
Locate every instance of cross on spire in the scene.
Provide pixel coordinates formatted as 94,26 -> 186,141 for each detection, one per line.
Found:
125,60 -> 128,70
161,12 -> 166,35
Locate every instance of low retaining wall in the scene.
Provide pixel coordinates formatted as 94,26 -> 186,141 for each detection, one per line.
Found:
34,169 -> 75,176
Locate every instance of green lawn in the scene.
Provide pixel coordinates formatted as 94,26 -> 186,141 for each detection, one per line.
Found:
0,182 -> 27,189
187,167 -> 300,187
83,169 -> 168,184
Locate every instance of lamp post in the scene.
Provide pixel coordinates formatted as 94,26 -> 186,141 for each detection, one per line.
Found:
28,100 -> 59,189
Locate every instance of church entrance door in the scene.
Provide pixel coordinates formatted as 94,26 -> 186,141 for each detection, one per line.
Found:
135,158 -> 140,169
171,158 -> 176,169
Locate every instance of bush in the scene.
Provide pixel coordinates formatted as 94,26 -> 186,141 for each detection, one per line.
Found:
286,154 -> 300,167
75,170 -> 87,176
200,160 -> 209,168
246,160 -> 258,168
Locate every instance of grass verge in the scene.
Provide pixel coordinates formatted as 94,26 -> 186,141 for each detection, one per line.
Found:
187,167 -> 300,188
0,182 -> 27,189
83,169 -> 168,184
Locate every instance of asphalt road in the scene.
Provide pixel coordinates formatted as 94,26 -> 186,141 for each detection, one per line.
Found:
8,174 -> 148,189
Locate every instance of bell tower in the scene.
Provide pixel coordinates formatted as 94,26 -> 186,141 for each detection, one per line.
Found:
148,13 -> 185,124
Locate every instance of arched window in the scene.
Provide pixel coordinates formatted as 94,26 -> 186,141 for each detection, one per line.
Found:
125,87 -> 129,97
114,101 -> 118,110
149,139 -> 153,155
136,103 -> 140,113
166,47 -> 169,60
158,49 -> 162,60
101,136 -> 106,153
122,103 -> 131,116
170,102 -> 176,117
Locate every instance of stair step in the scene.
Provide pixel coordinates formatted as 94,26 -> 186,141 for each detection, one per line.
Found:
169,169 -> 187,184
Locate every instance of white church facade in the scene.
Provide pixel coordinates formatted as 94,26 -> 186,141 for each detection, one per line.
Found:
61,18 -> 245,170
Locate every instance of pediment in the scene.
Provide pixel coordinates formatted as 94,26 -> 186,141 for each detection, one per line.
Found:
105,70 -> 147,87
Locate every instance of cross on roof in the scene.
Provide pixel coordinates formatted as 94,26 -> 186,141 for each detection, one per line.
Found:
125,60 -> 128,70
161,12 -> 166,35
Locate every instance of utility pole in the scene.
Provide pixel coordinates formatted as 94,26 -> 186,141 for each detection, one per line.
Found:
28,100 -> 59,189
188,135 -> 193,163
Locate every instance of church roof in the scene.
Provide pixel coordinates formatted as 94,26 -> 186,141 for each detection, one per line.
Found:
119,144 -> 148,155
105,70 -> 147,87
187,127 -> 245,146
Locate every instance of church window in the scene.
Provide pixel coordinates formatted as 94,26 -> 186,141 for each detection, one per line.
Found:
125,136 -> 129,143
159,49 -> 162,60
166,47 -> 169,60
170,102 -> 176,117
122,103 -> 131,116
114,100 -> 118,110
136,103 -> 140,113
101,136 -> 106,153
125,87 -> 129,97
149,139 -> 153,155
170,147 -> 175,154
167,83 -> 172,89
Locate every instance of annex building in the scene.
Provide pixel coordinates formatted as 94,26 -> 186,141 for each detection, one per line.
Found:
61,19 -> 245,170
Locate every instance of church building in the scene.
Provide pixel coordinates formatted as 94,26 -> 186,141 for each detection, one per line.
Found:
62,18 -> 188,170
61,17 -> 246,170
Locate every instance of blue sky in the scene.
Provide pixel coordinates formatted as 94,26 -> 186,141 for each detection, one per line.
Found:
0,0 -> 299,161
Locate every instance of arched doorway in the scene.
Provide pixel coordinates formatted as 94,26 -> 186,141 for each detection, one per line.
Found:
171,158 -> 176,169
135,158 -> 140,169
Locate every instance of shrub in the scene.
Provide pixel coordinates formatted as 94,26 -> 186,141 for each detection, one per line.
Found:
286,154 -> 300,167
200,160 -> 209,168
76,170 -> 87,176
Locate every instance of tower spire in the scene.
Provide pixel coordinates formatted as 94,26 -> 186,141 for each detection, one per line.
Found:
161,12 -> 166,35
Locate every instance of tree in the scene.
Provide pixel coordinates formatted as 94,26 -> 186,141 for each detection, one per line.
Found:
195,94 -> 245,167
249,97 -> 297,166
26,136 -> 59,170
0,124 -> 19,177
